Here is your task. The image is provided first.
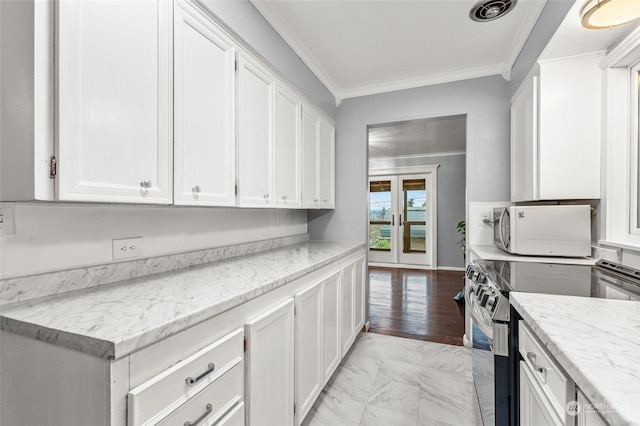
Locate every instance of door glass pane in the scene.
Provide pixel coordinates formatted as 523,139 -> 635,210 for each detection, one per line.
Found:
370,180 -> 392,251
402,179 -> 426,253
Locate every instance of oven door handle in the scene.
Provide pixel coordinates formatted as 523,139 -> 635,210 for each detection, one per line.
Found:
468,298 -> 494,341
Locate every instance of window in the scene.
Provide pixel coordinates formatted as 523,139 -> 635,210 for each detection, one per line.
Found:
631,62 -> 640,234
601,30 -> 640,248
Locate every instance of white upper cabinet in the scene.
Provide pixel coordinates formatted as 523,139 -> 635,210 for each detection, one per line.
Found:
237,52 -> 276,208
320,118 -> 335,209
56,0 -> 172,203
173,0 -> 236,206
275,83 -> 302,208
301,103 -> 321,209
511,54 -> 602,202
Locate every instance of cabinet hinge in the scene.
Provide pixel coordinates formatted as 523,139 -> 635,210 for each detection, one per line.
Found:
243,337 -> 247,353
49,156 -> 57,179
235,59 -> 238,71
235,184 -> 238,196
294,405 -> 296,415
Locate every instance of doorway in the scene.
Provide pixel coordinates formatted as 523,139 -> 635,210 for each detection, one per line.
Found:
368,172 -> 436,267
366,115 -> 467,344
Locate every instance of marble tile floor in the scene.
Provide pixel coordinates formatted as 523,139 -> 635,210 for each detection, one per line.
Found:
302,332 -> 480,426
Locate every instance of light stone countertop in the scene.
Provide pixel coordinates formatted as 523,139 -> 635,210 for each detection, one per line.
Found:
510,293 -> 640,426
470,244 -> 596,265
0,241 -> 364,360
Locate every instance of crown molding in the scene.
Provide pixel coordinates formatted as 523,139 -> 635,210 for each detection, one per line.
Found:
339,63 -> 504,100
250,0 -> 341,105
502,0 -> 548,81
600,24 -> 640,68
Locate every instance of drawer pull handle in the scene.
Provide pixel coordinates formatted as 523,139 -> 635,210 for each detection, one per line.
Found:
185,363 -> 215,386
184,403 -> 212,426
526,352 -> 545,374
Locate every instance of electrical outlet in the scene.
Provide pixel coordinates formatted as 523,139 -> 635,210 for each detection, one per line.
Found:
481,211 -> 491,224
112,237 -> 143,260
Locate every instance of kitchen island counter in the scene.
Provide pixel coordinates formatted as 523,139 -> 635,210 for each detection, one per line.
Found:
510,292 -> 640,426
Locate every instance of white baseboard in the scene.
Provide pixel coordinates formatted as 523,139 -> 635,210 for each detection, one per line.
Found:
463,333 -> 472,347
368,262 -> 434,270
367,262 -> 465,272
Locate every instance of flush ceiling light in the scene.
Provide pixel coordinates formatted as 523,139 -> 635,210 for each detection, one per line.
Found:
581,0 -> 640,29
470,0 -> 517,22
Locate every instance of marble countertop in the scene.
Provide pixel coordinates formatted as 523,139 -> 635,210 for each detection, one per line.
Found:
470,244 -> 596,265
0,241 -> 364,360
510,293 -> 640,426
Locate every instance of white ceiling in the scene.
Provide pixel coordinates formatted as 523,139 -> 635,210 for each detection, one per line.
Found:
251,0 -> 548,104
368,115 -> 466,158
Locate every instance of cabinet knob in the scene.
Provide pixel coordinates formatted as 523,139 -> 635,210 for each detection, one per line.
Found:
323,199 -> 328,203
192,185 -> 201,194
282,195 -> 287,200
314,199 -> 319,203
140,180 -> 152,189
264,193 -> 270,199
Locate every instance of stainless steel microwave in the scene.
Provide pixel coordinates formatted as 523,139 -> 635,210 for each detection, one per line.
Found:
493,205 -> 591,257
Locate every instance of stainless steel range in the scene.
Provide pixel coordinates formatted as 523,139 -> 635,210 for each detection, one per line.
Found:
465,259 -> 640,426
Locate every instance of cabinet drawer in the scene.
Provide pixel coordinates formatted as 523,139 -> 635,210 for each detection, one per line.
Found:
156,363 -> 244,426
215,401 -> 245,426
519,321 -> 574,421
128,328 -> 244,426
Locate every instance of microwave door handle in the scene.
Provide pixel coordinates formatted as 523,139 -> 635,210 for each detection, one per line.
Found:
500,209 -> 509,249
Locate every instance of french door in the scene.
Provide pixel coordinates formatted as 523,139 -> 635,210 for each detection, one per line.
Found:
368,174 -> 435,267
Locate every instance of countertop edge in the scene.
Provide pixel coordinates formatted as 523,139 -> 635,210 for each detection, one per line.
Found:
1,241 -> 365,360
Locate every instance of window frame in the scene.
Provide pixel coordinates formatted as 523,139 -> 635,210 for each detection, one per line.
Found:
601,27 -> 640,248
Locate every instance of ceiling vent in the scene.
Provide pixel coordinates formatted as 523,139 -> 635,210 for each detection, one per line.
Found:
470,0 -> 517,22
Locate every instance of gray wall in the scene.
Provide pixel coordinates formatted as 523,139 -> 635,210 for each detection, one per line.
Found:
509,0 -> 575,97
308,75 -> 511,249
201,0 -> 336,119
369,154 -> 466,268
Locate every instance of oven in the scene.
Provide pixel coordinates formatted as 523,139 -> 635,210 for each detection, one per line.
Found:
466,264 -> 510,426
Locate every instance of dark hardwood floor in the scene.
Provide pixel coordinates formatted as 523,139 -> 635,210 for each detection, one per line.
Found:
367,266 -> 466,346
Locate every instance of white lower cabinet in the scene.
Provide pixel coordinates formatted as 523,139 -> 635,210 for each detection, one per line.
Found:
322,271 -> 342,385
294,282 -> 323,425
245,299 -> 295,426
0,250 -> 365,426
577,390 -> 608,426
340,257 -> 366,357
519,321 -> 575,426
520,361 -> 564,426
354,257 -> 366,333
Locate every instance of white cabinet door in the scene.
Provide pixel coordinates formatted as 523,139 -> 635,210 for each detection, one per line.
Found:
322,271 -> 341,385
520,361 -> 564,426
173,1 -> 235,206
301,104 -> 321,209
245,299 -> 294,426
56,0 -> 172,204
353,256 -> 366,332
319,118 -> 335,209
511,55 -> 602,202
237,53 -> 276,207
340,261 -> 356,356
294,282 -> 323,425
577,390 -> 608,426
511,73 -> 538,203
275,83 -> 302,208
